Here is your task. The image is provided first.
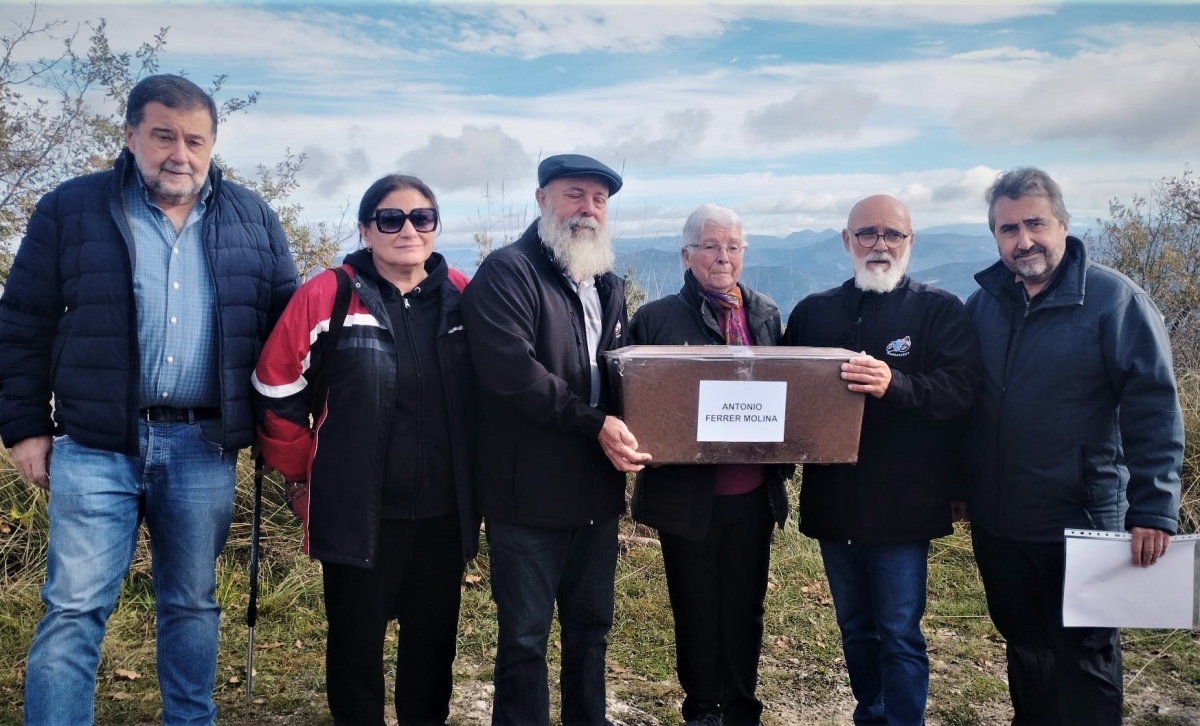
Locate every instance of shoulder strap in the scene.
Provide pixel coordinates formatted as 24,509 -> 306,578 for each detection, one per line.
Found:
309,267 -> 351,418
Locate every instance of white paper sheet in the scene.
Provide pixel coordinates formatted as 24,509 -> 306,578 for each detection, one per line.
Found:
1062,529 -> 1200,629
695,380 -> 787,443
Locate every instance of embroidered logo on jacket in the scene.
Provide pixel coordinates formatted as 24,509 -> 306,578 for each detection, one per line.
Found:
885,336 -> 912,357
613,321 -> 622,339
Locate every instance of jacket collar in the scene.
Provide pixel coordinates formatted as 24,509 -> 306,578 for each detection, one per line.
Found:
345,247 -> 449,296
680,269 -> 776,343
974,236 -> 1086,310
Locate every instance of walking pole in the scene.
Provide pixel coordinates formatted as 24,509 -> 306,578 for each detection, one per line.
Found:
246,457 -> 263,704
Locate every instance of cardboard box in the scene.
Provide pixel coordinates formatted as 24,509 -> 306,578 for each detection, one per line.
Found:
604,345 -> 864,464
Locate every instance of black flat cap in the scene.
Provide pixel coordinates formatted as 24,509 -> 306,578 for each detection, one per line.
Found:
537,154 -> 623,195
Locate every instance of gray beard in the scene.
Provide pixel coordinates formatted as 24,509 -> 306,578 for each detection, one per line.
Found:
538,213 -> 615,282
853,247 -> 910,293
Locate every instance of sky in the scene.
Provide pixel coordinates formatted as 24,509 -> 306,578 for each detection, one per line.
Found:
6,1 -> 1200,253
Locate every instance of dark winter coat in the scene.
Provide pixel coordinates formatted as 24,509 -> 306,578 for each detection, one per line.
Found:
783,276 -> 980,544
628,270 -> 792,540
253,249 -> 480,566
0,149 -> 298,454
964,237 -> 1182,541
461,221 -> 629,528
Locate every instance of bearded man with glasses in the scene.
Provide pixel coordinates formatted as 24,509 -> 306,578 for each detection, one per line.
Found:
781,194 -> 981,726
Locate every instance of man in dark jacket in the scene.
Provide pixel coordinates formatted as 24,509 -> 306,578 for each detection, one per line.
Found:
783,194 -> 980,726
462,154 -> 650,726
0,75 -> 297,725
964,167 -> 1183,726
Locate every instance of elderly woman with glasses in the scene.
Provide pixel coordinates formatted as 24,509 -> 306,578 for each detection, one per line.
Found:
253,174 -> 479,725
628,203 -> 791,726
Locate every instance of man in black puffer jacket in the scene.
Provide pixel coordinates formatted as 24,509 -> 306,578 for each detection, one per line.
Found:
783,195 -> 980,726
0,75 -> 297,726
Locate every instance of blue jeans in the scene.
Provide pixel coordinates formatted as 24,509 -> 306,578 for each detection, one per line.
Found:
486,517 -> 618,726
819,540 -> 930,726
23,421 -> 237,726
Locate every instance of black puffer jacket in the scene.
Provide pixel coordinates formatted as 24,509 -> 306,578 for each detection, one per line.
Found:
0,149 -> 298,454
964,238 -> 1182,541
254,250 -> 480,566
461,221 -> 628,528
783,276 -> 980,544
628,270 -> 792,540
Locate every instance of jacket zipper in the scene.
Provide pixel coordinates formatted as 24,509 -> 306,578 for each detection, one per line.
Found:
402,294 -> 425,518
994,297 -> 1032,529
203,205 -> 226,460
112,170 -> 143,454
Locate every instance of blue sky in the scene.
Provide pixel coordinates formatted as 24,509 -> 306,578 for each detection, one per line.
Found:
8,1 -> 1200,252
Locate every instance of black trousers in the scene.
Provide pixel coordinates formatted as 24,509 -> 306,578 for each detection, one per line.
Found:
659,486 -> 774,726
971,527 -> 1123,726
321,515 -> 465,726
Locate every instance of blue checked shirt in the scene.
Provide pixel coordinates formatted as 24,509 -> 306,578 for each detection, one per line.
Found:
124,171 -> 219,409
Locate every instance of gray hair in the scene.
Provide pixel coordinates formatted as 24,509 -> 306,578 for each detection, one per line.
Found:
985,167 -> 1070,232
681,203 -> 745,249
126,74 -> 219,137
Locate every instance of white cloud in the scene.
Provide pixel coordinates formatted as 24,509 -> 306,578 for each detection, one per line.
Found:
299,146 -> 372,197
395,125 -> 533,193
950,47 -> 1053,61
749,3 -> 1056,28
447,5 -> 734,58
952,26 -> 1200,153
743,85 -> 879,143
587,107 -> 714,167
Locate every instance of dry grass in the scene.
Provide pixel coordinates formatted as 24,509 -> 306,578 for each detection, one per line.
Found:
2,385 -> 1200,726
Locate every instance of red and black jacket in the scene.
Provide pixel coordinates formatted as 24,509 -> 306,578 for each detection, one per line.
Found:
253,249 -> 479,567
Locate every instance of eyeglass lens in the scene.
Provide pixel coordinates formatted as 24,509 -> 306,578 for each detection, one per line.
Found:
855,231 -> 908,247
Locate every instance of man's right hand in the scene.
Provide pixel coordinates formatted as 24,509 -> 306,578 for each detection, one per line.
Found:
10,435 -> 52,490
598,416 -> 652,473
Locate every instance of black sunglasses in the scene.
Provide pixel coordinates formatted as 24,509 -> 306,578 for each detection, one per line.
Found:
367,207 -> 438,234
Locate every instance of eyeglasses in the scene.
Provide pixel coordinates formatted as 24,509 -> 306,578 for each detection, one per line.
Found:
854,230 -> 911,248
687,243 -> 746,257
368,207 -> 439,234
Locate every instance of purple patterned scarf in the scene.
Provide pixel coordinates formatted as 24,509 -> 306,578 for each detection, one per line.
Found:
702,286 -> 752,345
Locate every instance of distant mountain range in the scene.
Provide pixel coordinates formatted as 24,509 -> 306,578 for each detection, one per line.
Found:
435,225 -> 1005,315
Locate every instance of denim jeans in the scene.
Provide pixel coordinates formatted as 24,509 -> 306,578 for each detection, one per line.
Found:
819,540 -> 930,726
486,517 -> 618,726
23,421 -> 237,726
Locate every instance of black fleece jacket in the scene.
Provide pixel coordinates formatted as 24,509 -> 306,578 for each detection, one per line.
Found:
783,276 -> 981,544
461,221 -> 629,528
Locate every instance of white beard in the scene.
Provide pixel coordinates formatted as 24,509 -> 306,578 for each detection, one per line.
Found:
853,245 -> 910,293
538,212 -> 615,282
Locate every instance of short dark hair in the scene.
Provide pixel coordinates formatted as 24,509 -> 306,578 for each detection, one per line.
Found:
985,167 -> 1070,232
126,74 -> 218,136
357,174 -> 439,226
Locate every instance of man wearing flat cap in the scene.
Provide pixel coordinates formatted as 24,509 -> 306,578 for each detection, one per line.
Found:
463,153 -> 651,725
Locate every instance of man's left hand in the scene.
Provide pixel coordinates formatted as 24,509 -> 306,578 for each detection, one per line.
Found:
1130,526 -> 1171,567
842,354 -> 892,399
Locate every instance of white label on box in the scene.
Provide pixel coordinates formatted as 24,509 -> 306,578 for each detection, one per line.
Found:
696,380 -> 787,442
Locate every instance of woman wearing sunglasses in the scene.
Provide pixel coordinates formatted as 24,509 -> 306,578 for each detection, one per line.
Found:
253,174 -> 479,725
